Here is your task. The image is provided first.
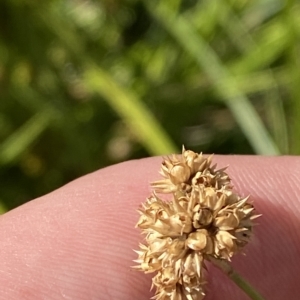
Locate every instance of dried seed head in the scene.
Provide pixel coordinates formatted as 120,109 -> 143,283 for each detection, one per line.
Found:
135,149 -> 259,300
151,147 -> 231,194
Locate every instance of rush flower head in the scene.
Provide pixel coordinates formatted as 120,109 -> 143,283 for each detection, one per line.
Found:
134,148 -> 260,300
151,146 -> 231,194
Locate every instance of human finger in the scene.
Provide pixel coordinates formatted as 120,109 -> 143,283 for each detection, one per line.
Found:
0,156 -> 299,299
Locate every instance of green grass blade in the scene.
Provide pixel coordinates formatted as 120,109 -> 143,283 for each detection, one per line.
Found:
0,109 -> 54,165
145,1 -> 280,155
0,200 -> 7,214
211,1 -> 288,154
84,65 -> 178,155
230,19 -> 289,75
283,1 -> 300,154
37,9 -> 177,156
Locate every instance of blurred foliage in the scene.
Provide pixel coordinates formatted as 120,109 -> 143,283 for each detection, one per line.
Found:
0,0 -> 300,211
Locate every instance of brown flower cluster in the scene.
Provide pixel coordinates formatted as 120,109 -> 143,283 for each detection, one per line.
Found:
134,148 -> 259,300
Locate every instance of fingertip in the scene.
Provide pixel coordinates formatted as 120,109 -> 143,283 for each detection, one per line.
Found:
0,155 -> 299,299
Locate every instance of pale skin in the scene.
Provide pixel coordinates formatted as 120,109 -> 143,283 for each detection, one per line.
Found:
0,156 -> 300,299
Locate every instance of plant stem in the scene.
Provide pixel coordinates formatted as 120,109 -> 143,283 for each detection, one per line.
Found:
207,256 -> 266,300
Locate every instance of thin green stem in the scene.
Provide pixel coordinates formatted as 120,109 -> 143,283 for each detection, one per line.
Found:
208,256 -> 266,300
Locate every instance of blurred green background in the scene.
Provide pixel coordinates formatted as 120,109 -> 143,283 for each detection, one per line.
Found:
0,0 -> 299,212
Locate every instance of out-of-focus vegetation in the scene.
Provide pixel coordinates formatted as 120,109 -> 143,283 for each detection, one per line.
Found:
0,0 -> 300,211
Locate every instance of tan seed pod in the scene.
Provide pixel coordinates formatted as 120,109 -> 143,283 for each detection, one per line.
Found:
135,149 -> 259,299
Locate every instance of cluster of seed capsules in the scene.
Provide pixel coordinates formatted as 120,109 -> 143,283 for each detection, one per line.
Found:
134,148 -> 259,300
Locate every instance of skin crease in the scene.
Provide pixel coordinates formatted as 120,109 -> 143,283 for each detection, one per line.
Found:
0,156 -> 300,299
